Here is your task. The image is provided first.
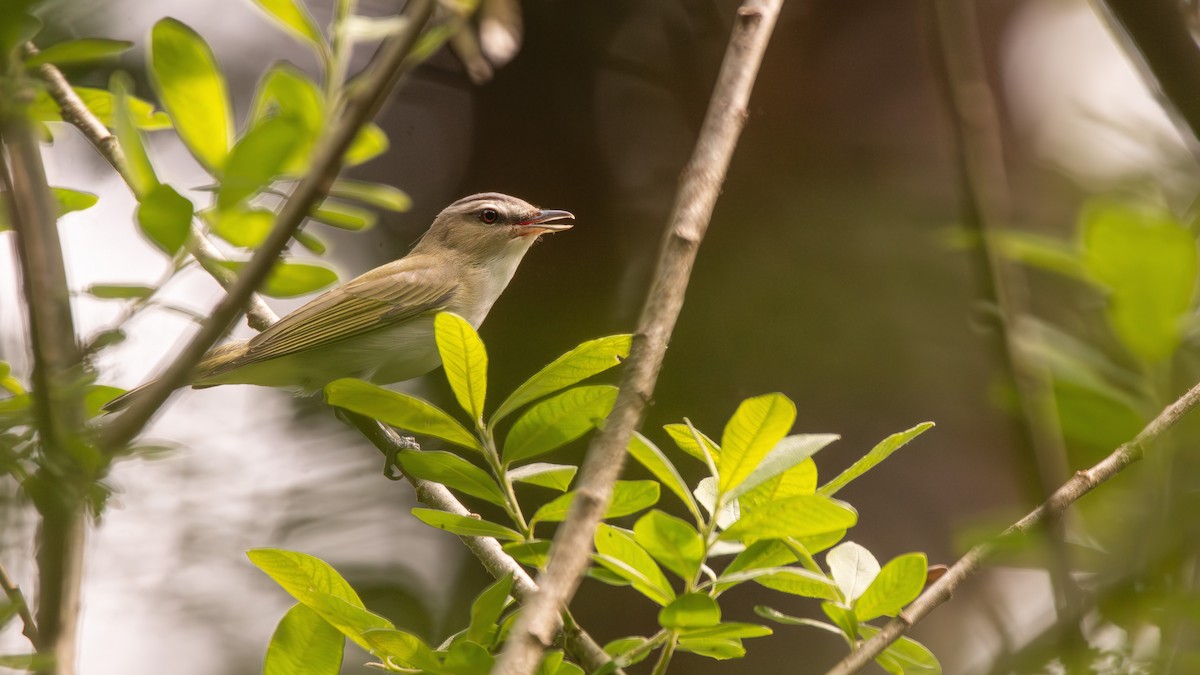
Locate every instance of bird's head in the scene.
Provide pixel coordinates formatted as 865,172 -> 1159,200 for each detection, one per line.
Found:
416,193 -> 574,261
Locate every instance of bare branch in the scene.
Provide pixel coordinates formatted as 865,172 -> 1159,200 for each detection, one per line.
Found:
27,43 -> 277,331
2,88 -> 88,675
98,0 -> 436,452
928,0 -> 1081,618
0,558 -> 39,647
824,378 -> 1200,674
492,1 -> 784,672
343,414 -> 622,674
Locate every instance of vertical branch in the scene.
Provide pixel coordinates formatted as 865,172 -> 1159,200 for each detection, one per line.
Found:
492,1 -> 784,672
1,90 -> 88,675
928,0 -> 1081,614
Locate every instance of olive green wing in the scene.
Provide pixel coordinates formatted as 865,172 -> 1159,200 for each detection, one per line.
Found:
203,258 -> 457,375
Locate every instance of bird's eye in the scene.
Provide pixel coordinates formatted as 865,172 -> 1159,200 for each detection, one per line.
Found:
479,208 -> 500,224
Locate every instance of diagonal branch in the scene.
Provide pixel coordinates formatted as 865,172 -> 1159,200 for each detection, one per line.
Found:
343,414 -> 622,674
492,0 -> 784,672
26,44 -> 277,332
823,377 -> 1200,675
98,0 -> 435,452
0,559 -> 38,645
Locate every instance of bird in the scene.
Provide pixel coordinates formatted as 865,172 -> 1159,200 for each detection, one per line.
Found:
103,193 -> 574,412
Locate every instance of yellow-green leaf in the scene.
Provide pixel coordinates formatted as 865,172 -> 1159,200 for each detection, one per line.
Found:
325,378 -> 482,452
251,0 -> 324,48
718,393 -> 796,495
493,334 -> 631,423
149,18 -> 233,172
435,312 -> 488,424
504,385 -> 617,465
27,38 -> 132,67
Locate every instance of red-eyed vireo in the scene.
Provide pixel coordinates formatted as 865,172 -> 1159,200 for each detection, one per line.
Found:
104,193 -> 573,411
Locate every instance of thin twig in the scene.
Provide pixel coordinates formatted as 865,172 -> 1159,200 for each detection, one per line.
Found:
0,558 -> 39,646
2,85 -> 88,675
28,43 -> 277,331
492,1 -> 784,672
343,414 -> 621,674
928,0 -> 1082,620
824,377 -> 1200,675
98,0 -> 436,452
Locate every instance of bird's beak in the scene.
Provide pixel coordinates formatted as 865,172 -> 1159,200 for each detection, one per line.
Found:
517,209 -> 575,234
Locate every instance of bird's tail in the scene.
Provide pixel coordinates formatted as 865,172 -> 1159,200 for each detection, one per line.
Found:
101,342 -> 248,413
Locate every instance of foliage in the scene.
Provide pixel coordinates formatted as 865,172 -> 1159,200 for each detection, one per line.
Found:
243,313 -> 944,673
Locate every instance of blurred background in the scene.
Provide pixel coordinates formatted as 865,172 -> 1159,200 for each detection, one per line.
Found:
2,0 -> 1197,672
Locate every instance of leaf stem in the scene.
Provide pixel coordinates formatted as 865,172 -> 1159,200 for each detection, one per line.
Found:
649,631 -> 678,675
482,429 -> 529,537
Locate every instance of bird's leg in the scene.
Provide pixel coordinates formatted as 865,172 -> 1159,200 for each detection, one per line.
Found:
332,408 -> 421,479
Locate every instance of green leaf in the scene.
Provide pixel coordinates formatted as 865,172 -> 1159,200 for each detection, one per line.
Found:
467,573 -> 513,646
31,85 -> 172,131
443,640 -> 494,674
826,541 -> 880,603
603,636 -> 654,668
718,540 -> 797,590
740,459 -> 819,512
217,115 -> 302,210
325,378 -> 483,452
493,334 -> 632,423
293,229 -> 327,254
302,591 -> 394,652
109,74 -> 158,199
854,553 -> 927,622
345,123 -> 389,166
745,567 -> 840,600
311,199 -> 376,230
86,284 -> 154,300
84,385 -> 125,418
264,604 -> 344,675
1082,199 -> 1198,363
329,179 -> 411,211
248,64 -> 321,174
502,540 -> 551,567
136,183 -> 192,254
822,601 -> 857,637
675,637 -> 744,660
435,312 -> 488,424
48,188 -> 100,220
819,423 -> 934,496
504,385 -> 617,464
361,628 -> 440,672
251,0 -> 324,48
729,433 -> 837,501
213,259 -> 337,298
594,523 -> 675,606
411,508 -> 523,541
720,494 -> 857,543
508,462 -> 577,491
532,480 -> 659,528
628,432 -> 702,522
247,548 -> 365,607
858,625 -> 941,674
27,38 -> 132,67
149,18 -> 233,172
718,393 -> 797,495
659,593 -> 720,629
680,622 -> 772,640
208,206 -> 275,248
694,477 -> 739,530
664,423 -> 720,464
978,229 -> 1089,281
395,450 -> 506,506
633,510 -> 704,581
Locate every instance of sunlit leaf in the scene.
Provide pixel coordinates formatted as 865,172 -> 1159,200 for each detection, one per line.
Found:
395,450 -> 506,507
718,393 -> 796,495
217,115 -> 302,210
532,480 -> 659,528
29,85 -> 173,131
149,18 -> 233,172
826,542 -> 880,603
819,423 -> 933,496
658,593 -> 720,630
329,179 -> 411,211
410,508 -> 523,541
633,510 -> 704,581
51,188 -> 99,217
247,548 -> 366,608
325,378 -> 482,452
675,637 -> 744,660
503,540 -> 550,567
264,604 -> 343,675
754,606 -> 843,635
344,123 -> 388,166
311,199 -> 376,231
466,573 -> 512,646
208,206 -> 275,248
136,183 -> 192,254
249,63 -> 321,174
693,477 -> 739,530
213,259 -> 336,298
508,462 -> 577,491
504,385 -> 617,464
858,625 -> 941,674
361,628 -> 440,672
728,433 -> 837,502
27,38 -> 132,67
628,432 -> 702,522
251,0 -> 324,48
680,623 -> 772,641
719,494 -> 857,543
854,553 -> 926,622
493,334 -> 631,423
594,523 -> 675,606
664,423 -> 720,464
435,312 -> 488,424
110,74 -> 158,198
